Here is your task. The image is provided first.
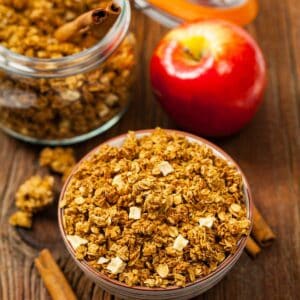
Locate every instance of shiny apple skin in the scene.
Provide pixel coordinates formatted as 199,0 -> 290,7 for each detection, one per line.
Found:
150,20 -> 267,137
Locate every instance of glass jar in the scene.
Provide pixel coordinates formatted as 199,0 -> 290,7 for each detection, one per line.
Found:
0,0 -> 135,145
134,0 -> 258,27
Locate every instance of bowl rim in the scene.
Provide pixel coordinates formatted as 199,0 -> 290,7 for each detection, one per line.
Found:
58,128 -> 253,291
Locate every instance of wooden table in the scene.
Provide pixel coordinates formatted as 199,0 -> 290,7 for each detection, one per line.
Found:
1,1 -> 299,299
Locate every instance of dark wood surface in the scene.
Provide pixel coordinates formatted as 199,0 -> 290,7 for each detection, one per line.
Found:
0,1 -> 299,300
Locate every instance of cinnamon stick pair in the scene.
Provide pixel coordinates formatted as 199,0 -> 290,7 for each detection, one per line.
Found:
55,1 -> 121,43
245,204 -> 276,258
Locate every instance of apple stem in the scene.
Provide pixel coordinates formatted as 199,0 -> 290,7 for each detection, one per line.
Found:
184,47 -> 203,62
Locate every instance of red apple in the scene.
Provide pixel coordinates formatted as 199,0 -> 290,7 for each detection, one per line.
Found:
150,20 -> 267,137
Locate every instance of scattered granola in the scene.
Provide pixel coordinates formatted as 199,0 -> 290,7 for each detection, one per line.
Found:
10,175 -> 55,228
15,175 -> 54,213
61,129 -> 251,287
0,0 -> 135,141
39,147 -> 76,180
9,211 -> 32,228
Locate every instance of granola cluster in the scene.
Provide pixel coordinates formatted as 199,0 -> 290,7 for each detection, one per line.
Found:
39,147 -> 76,181
61,129 -> 251,288
0,0 -> 135,140
9,175 -> 54,228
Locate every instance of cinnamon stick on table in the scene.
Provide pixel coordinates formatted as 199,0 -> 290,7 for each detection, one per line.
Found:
244,205 -> 276,258
252,204 -> 276,247
245,237 -> 261,258
35,249 -> 77,300
54,1 -> 121,43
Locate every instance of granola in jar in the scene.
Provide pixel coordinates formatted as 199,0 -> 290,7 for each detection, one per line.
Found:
0,0 -> 135,144
61,128 -> 251,288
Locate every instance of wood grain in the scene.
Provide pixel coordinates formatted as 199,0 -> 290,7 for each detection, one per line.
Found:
0,2 -> 299,300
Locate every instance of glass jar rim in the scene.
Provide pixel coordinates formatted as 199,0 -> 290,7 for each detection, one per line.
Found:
134,0 -> 257,28
0,0 -> 131,79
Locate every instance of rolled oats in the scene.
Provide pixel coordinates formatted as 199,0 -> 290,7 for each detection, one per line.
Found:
62,128 -> 251,287
230,203 -> 242,213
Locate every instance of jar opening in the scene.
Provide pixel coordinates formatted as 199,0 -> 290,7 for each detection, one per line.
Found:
0,0 -> 131,78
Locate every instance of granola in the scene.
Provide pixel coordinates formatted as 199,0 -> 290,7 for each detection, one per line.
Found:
16,175 -> 54,213
10,175 -> 55,228
0,0 -> 135,141
39,147 -> 76,180
9,210 -> 32,228
61,129 -> 251,287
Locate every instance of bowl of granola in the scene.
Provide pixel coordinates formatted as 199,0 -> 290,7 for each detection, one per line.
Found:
58,128 -> 252,300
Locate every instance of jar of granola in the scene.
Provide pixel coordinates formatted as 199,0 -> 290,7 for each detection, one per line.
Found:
0,0 -> 135,145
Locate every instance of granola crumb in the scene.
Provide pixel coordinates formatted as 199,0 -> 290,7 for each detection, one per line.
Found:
230,203 -> 242,213
9,175 -> 55,229
9,211 -> 32,228
39,147 -> 76,179
15,175 -> 54,213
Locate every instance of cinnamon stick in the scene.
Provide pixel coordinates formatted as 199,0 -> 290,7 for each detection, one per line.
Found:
35,249 -> 77,300
252,205 -> 276,247
245,237 -> 261,258
90,2 -> 121,40
54,1 -> 121,43
54,8 -> 108,42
